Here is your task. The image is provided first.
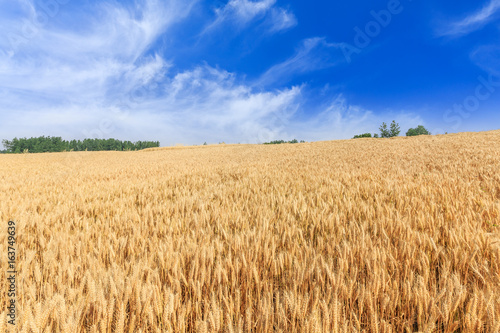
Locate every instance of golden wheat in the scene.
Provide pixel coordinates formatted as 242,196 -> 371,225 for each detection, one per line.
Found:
0,130 -> 499,332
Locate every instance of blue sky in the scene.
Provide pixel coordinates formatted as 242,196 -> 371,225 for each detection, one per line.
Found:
1,0 -> 499,145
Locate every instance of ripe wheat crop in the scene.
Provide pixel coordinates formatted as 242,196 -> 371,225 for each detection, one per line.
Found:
0,130 -> 499,332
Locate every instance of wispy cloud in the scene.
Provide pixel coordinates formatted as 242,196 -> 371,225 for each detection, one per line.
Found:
0,0 -> 194,98
202,0 -> 295,35
267,8 -> 297,33
219,0 -> 276,25
438,0 -> 500,37
257,37 -> 346,87
1,0 -> 195,58
470,44 -> 500,75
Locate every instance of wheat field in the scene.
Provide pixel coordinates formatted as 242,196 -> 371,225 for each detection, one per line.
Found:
0,130 -> 499,332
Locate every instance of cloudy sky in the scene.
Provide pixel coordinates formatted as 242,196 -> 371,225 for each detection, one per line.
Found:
1,0 -> 499,145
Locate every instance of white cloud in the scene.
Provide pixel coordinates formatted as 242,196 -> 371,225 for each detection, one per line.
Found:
226,0 -> 276,23
203,0 -> 295,35
267,8 -> 297,33
1,0 -> 193,59
438,0 -> 500,36
0,0 -> 193,103
109,66 -> 304,144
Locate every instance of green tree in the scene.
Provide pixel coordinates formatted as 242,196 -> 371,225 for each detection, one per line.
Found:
1,136 -> 159,153
2,139 -> 13,151
353,133 -> 372,139
390,120 -> 401,137
406,125 -> 431,136
379,122 -> 390,138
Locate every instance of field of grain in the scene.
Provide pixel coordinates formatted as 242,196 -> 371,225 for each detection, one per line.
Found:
0,130 -> 499,332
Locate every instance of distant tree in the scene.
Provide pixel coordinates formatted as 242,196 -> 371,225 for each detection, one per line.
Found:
263,139 -> 302,145
264,140 -> 285,145
406,125 -> 431,137
1,136 -> 159,153
373,133 -> 379,138
379,122 -> 390,138
203,142 -> 208,145
379,121 -> 400,138
353,133 -> 372,139
390,120 -> 401,137
2,139 -> 13,151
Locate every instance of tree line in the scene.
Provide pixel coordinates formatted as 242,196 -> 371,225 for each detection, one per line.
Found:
1,136 -> 160,153
353,121 -> 431,139
263,139 -> 305,145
